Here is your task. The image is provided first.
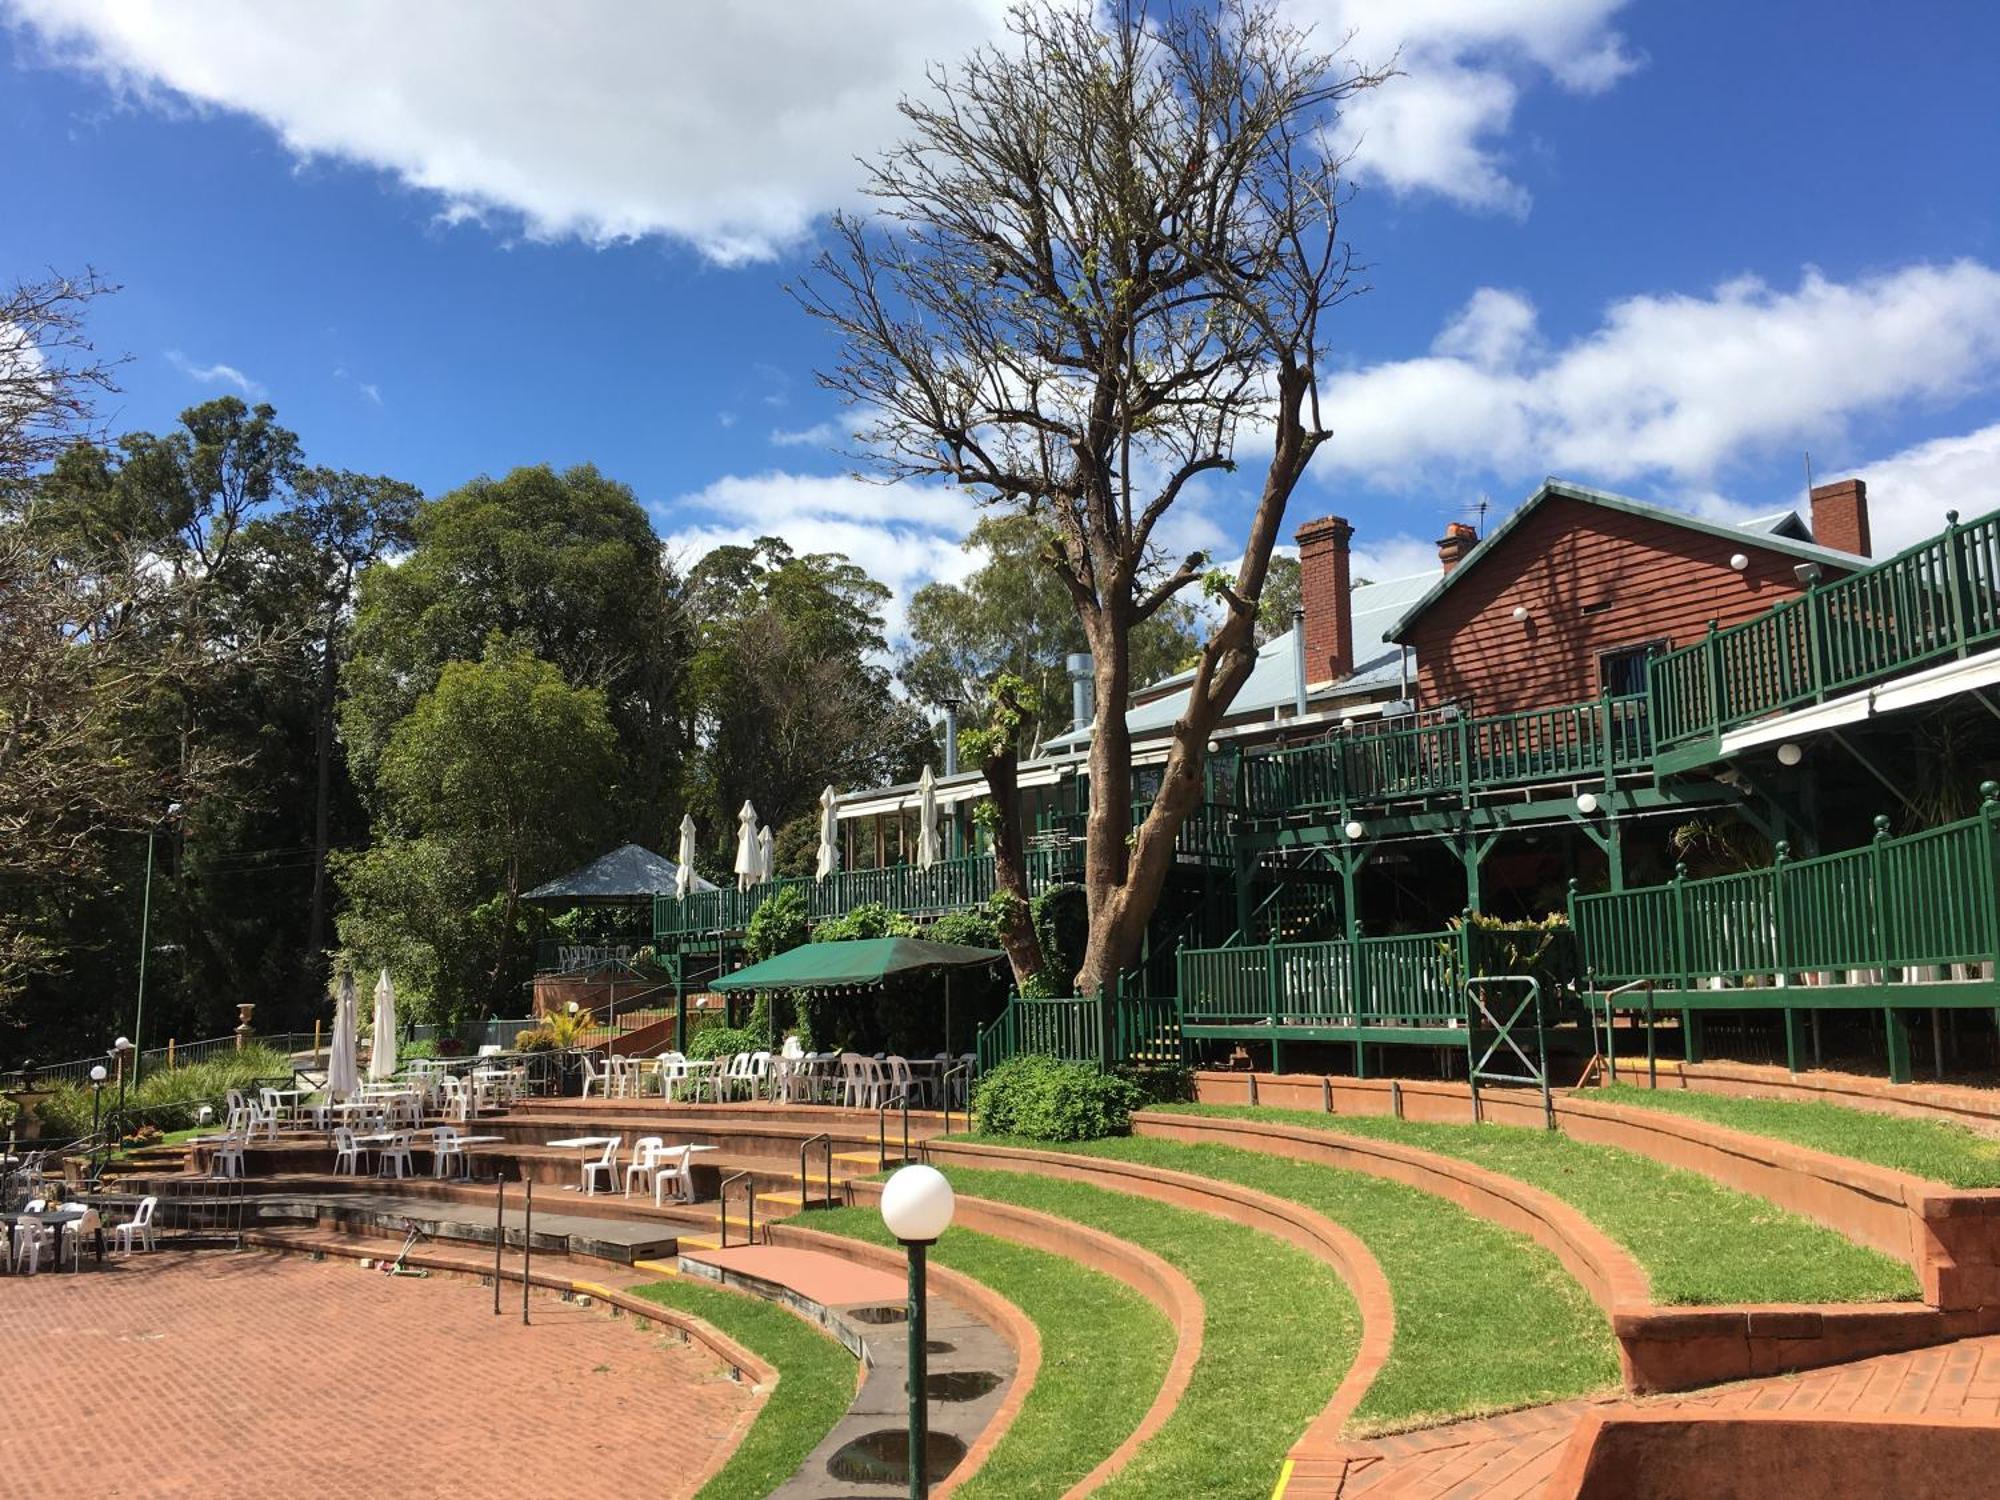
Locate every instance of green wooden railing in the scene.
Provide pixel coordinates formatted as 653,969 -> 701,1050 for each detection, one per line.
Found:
1240,694 -> 1651,817
1571,791 -> 2000,992
1034,798 -> 1236,863
973,994 -> 1183,1074
1649,507 -> 2000,751
1178,928 -> 1468,1028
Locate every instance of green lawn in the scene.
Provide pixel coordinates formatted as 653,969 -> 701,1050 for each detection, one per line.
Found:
1593,1082 -> 2000,1189
1163,1104 -> 1918,1305
962,1139 -> 1618,1440
901,1161 -> 1358,1497
804,1209 -> 1175,1500
630,1276 -> 856,1500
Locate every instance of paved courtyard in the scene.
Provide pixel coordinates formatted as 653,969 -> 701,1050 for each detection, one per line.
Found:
0,1250 -> 757,1499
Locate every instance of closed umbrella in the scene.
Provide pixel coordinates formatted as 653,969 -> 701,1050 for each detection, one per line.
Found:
675,813 -> 698,899
758,824 -> 776,882
327,970 -> 359,1101
815,785 -> 839,881
917,765 -> 941,869
734,800 -> 761,892
368,967 -> 399,1081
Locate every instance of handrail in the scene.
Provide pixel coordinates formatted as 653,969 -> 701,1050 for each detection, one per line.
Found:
1593,977 -> 1654,1085
876,1091 -> 911,1171
719,1170 -> 756,1249
940,1064 -> 972,1134
797,1133 -> 833,1211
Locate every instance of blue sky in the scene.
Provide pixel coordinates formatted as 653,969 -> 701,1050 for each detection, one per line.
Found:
5,1 -> 1999,634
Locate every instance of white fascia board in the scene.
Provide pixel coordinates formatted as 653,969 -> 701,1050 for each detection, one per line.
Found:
1718,645 -> 2000,755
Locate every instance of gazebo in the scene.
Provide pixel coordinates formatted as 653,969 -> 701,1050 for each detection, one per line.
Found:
522,843 -> 714,1021
711,936 -> 1006,1055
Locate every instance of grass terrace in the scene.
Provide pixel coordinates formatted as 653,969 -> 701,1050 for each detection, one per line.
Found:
806,1210 -> 1175,1499
958,1141 -> 1619,1438
1593,1083 -> 2000,1189
898,1163 -> 1357,1497
1165,1104 -> 1919,1304
630,1277 -> 856,1500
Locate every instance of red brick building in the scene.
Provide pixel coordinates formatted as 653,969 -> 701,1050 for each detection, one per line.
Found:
1384,478 -> 1869,716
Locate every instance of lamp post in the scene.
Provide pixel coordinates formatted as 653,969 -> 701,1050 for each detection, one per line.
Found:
88,1065 -> 107,1179
879,1163 -> 956,1499
131,802 -> 180,1089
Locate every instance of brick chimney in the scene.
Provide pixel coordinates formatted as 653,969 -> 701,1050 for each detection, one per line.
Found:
1295,515 -> 1355,684
1810,478 -> 1871,557
1437,521 -> 1479,573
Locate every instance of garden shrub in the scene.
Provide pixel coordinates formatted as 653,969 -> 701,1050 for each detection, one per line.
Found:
974,1054 -> 1141,1142
812,902 -> 917,943
1115,1061 -> 1195,1107
29,1043 -> 297,1138
746,886 -> 809,961
686,1024 -> 763,1062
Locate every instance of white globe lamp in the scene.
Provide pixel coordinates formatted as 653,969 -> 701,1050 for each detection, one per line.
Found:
1575,793 -> 1599,815
1777,742 -> 1804,767
1343,820 -> 1365,841
881,1162 -> 957,1496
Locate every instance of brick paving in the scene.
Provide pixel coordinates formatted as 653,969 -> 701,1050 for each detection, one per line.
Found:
1307,1335 -> 2000,1497
0,1249 -> 757,1499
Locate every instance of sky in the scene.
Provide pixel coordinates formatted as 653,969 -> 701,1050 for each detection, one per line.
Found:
4,1 -> 1999,641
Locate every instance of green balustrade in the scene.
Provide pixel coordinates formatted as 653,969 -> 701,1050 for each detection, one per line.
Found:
1240,694 -> 1650,817
1177,928 -> 1468,1028
1649,506 -> 2000,751
973,994 -> 1184,1074
1572,794 -> 2000,995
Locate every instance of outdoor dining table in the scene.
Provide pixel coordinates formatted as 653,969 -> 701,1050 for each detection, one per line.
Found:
0,1209 -> 101,1272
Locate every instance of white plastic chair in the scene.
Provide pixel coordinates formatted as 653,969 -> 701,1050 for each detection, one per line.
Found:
581,1137 -> 621,1196
840,1053 -> 885,1109
652,1146 -> 695,1207
623,1136 -> 665,1197
211,1132 -> 247,1179
747,1051 -> 772,1101
10,1219 -> 46,1275
332,1127 -> 365,1177
655,1053 -> 687,1101
430,1126 -> 464,1180
885,1055 -> 917,1105
580,1054 -> 608,1099
439,1076 -> 470,1123
377,1133 -> 414,1179
56,1203 -> 97,1271
112,1196 -> 158,1255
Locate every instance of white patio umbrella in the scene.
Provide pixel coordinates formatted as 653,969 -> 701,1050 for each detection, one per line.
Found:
327,970 -> 359,1101
815,785 -> 840,881
758,824 -> 776,882
368,967 -> 399,1081
916,764 -> 941,869
734,800 -> 761,892
675,813 -> 698,899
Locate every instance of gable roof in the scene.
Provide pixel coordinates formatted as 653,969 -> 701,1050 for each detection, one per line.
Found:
1385,479 -> 1866,644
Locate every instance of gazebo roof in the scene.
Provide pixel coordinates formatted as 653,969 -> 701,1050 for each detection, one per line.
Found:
709,936 -> 1005,991
521,843 -> 715,906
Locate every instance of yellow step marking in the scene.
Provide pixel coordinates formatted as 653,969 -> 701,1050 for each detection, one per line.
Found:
1271,1458 -> 1295,1499
570,1279 -> 618,1302
631,1258 -> 680,1276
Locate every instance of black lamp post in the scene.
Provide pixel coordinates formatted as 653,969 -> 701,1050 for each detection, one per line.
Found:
112,1036 -> 133,1145
879,1163 -> 957,1498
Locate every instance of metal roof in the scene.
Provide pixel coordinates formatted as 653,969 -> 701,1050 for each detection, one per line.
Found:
521,843 -> 715,905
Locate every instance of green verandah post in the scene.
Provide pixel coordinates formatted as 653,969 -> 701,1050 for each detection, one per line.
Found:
1774,841 -> 1812,1075
1870,815 -> 1914,1084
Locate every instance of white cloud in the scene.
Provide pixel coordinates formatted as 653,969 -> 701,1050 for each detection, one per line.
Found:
163,348 -> 265,397
1353,534 -> 1446,583
4,0 -> 1011,264
659,470 -> 982,644
770,422 -> 841,449
5,0 -> 1623,262
1831,424 -> 2000,555
1310,0 -> 1637,213
1321,261 -> 2000,490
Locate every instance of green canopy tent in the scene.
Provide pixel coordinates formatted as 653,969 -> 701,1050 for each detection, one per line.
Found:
710,936 -> 1006,1055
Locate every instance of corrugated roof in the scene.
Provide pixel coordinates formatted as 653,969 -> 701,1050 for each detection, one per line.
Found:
1385,479 -> 1867,644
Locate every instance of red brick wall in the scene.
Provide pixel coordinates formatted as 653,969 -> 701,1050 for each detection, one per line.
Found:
1404,495 -> 1849,714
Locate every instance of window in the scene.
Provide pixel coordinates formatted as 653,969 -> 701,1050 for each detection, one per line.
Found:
1598,639 -> 1666,697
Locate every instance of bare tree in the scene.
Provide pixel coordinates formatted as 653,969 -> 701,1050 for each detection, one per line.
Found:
798,0 -> 1384,992
0,269 -> 121,488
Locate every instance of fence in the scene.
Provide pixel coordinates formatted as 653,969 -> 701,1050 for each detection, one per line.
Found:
973,995 -> 1182,1075
1648,506 -> 2000,750
1571,794 -> 2000,993
1240,694 -> 1651,817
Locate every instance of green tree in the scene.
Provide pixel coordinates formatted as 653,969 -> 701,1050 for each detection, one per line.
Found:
902,513 -> 1202,747
1256,553 -> 1302,646
339,641 -> 621,1022
342,464 -> 685,842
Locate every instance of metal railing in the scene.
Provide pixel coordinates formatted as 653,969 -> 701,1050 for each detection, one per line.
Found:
1572,790 -> 2000,992
973,994 -> 1183,1073
1179,929 -> 1465,1028
1240,694 -> 1651,817
876,1091 -> 911,1170
1649,506 -> 2000,751
798,1133 -> 833,1210
719,1171 -> 756,1249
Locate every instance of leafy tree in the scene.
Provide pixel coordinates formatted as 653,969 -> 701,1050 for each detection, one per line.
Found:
342,464 -> 685,842
339,641 -> 620,1022
902,513 -> 1202,748
800,0 -> 1381,991
683,537 -> 930,855
1256,553 -> 1301,645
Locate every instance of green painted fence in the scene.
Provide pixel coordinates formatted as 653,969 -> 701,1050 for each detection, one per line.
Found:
1571,792 -> 2000,994
1177,928 -> 1468,1028
1240,694 -> 1650,817
1649,506 -> 2000,751
973,994 -> 1183,1075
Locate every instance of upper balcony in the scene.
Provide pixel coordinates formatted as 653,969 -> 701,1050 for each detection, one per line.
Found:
1648,506 -> 2000,768
1239,694 -> 1652,821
